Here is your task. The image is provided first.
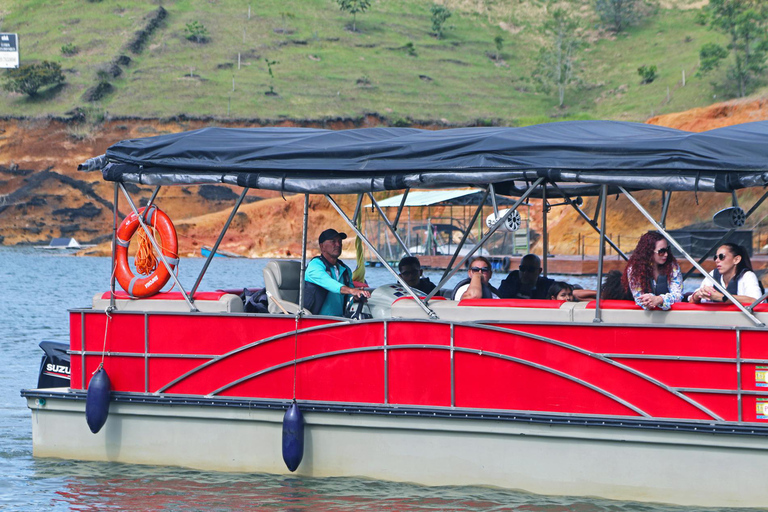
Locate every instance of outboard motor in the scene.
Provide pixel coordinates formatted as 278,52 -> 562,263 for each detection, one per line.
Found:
37,341 -> 71,388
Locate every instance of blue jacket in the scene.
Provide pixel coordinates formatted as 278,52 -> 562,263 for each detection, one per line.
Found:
303,255 -> 353,316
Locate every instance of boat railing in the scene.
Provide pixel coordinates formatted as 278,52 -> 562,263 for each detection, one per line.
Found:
390,296 -> 768,328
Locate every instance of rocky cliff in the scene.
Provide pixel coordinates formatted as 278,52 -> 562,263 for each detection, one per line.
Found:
2,96 -> 768,258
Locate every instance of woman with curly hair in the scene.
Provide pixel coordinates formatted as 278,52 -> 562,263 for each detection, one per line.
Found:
622,231 -> 683,310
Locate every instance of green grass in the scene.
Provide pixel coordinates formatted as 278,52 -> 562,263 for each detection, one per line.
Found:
0,0 -> 748,124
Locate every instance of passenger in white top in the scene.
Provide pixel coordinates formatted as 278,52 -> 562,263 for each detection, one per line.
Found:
453,256 -> 500,301
691,243 -> 763,304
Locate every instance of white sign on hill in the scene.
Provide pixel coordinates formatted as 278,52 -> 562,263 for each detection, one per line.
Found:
0,33 -> 20,69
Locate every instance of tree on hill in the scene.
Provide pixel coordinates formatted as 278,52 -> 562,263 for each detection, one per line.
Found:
430,5 -> 452,39
595,0 -> 643,33
2,61 -> 65,97
533,8 -> 584,108
697,0 -> 768,98
337,0 -> 371,32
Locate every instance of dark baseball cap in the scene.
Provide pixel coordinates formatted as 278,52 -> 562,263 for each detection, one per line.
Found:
318,228 -> 347,244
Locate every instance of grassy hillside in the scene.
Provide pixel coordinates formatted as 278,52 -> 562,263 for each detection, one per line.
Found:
0,0 -> 746,124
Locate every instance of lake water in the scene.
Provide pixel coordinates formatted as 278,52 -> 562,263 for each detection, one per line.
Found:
0,247 -> 733,511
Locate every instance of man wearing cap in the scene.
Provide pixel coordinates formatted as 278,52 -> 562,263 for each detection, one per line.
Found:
303,228 -> 371,316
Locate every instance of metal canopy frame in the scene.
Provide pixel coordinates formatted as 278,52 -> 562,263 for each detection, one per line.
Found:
549,182 -> 628,261
325,194 -> 438,319
683,189 -> 768,281
437,188 -> 491,288
190,187 -> 250,298
101,161 -> 768,329
424,177 -> 546,302
619,187 -> 764,327
366,192 -> 412,258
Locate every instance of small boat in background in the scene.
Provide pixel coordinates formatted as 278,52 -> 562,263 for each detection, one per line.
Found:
200,246 -> 243,258
34,237 -> 95,250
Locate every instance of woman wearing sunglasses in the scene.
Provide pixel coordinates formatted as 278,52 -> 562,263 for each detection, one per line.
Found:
452,256 -> 500,300
622,231 -> 683,310
691,243 -> 763,304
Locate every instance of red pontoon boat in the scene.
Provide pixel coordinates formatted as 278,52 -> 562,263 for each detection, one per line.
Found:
22,121 -> 768,507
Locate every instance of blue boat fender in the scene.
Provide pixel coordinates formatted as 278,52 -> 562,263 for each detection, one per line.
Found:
85,367 -> 111,434
282,402 -> 305,472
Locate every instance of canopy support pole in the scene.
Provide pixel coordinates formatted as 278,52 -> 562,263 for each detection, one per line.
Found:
140,186 -> 162,222
298,194 -> 309,317
438,187 -> 490,286
392,188 -> 410,231
620,187 -> 764,327
367,193 -> 411,258
660,191 -> 672,229
542,183 -> 548,277
592,193 -> 603,225
594,185 -> 608,323
325,195 -> 437,319
550,182 -> 628,261
190,187 -> 250,298
352,194 -> 363,224
110,183 -> 118,310
425,177 -> 546,302
489,184 -> 500,218
683,189 -> 768,280
119,183 -> 198,312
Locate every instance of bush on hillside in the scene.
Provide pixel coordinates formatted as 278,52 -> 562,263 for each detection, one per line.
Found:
61,43 -> 79,56
637,64 -> 657,84
494,35 -> 504,61
2,61 -> 65,97
185,21 -> 209,44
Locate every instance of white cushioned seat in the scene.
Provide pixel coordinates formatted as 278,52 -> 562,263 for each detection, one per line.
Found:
263,260 -> 309,315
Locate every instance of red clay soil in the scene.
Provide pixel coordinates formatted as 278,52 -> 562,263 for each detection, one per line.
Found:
2,96 -> 768,259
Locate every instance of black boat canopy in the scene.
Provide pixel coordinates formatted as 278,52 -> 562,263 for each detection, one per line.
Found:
80,120 -> 768,195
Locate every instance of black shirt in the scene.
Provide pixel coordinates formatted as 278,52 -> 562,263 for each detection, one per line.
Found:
498,271 -> 554,300
415,277 -> 436,294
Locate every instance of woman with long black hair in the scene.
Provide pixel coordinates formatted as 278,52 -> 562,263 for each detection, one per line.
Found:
691,243 -> 762,303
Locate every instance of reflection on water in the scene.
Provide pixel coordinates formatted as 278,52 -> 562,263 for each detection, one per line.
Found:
31,460 -> 743,512
0,248 -> 728,511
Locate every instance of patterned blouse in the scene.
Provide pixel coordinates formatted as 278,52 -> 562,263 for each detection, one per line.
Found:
626,262 -> 683,310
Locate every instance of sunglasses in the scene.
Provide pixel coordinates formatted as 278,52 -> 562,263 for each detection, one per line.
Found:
714,253 -> 728,261
655,248 -> 669,255
400,269 -> 420,277
519,265 -> 539,273
470,267 -> 491,274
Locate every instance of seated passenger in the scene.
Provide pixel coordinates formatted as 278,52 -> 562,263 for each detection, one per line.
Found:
498,254 -> 554,299
548,281 -> 574,301
398,256 -> 436,294
623,231 -> 682,310
691,243 -> 763,304
601,270 -> 633,301
453,256 -> 500,300
303,228 -> 371,316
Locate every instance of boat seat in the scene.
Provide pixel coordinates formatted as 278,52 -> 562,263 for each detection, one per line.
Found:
92,291 -> 244,313
263,260 -> 309,315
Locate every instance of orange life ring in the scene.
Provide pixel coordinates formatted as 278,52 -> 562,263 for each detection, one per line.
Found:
115,206 -> 178,298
